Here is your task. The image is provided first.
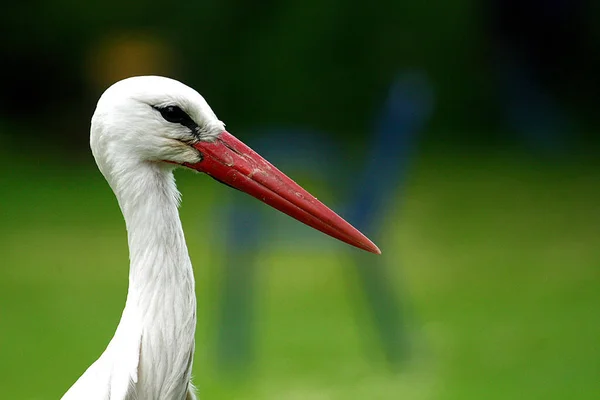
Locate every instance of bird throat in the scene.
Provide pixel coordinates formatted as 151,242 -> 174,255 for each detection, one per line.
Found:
116,164 -> 197,399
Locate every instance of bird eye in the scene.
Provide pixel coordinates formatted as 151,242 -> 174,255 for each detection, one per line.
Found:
152,104 -> 200,136
157,105 -> 190,124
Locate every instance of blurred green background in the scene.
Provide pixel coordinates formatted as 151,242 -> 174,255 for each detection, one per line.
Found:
2,1 -> 600,399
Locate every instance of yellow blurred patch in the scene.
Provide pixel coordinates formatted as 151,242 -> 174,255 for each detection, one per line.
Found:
85,32 -> 179,90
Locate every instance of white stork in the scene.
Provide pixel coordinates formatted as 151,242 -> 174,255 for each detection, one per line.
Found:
61,76 -> 380,400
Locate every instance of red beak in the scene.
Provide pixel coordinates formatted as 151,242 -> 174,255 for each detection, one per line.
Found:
184,131 -> 381,254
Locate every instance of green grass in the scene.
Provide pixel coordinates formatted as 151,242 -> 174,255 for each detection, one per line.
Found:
1,150 -> 599,399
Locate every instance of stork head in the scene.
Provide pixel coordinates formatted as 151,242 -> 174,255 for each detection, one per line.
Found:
91,76 -> 380,254
91,76 -> 223,169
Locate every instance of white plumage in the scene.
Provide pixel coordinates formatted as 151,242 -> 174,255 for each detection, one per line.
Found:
61,76 -> 379,400
62,76 -> 216,400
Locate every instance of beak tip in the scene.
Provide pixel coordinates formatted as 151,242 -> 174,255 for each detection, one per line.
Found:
354,234 -> 381,254
365,242 -> 382,255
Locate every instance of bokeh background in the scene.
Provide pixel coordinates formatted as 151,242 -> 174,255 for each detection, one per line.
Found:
2,1 -> 600,399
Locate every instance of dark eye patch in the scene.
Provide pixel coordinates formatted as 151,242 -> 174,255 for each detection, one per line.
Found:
152,105 -> 199,134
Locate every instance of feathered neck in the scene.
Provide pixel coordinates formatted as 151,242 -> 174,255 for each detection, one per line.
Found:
112,162 -> 197,399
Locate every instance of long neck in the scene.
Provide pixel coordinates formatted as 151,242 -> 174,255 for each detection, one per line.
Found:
112,163 -> 196,398
119,165 -> 194,297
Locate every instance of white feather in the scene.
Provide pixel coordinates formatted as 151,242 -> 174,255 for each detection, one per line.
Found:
62,76 -> 222,400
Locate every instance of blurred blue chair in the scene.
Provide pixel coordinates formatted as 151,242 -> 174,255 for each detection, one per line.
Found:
213,71 -> 434,372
